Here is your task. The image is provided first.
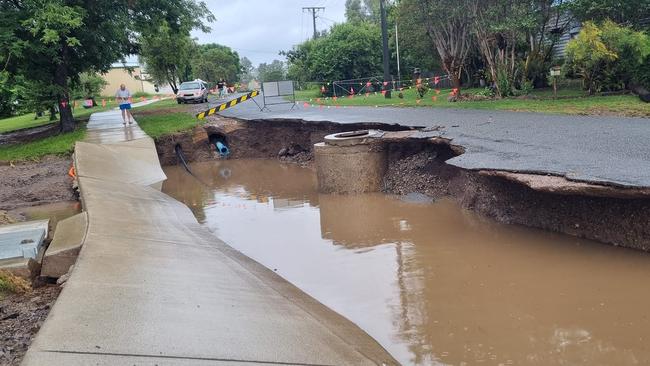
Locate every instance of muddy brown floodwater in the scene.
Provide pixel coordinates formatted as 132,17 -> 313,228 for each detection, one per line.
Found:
162,159 -> 650,366
8,201 -> 81,227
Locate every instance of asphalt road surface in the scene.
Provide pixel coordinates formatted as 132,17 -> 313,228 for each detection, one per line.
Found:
218,95 -> 650,188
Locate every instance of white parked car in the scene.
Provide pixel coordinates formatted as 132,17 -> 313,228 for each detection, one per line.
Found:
176,80 -> 209,104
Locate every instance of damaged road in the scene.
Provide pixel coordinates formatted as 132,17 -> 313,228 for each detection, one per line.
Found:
220,98 -> 650,188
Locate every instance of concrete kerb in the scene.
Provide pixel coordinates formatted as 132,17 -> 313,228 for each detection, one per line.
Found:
40,212 -> 88,279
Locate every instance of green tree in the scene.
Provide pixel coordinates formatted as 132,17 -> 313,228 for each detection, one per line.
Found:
239,56 -> 255,84
191,44 -> 242,83
521,0 -> 574,88
140,24 -> 196,94
566,21 -> 650,94
472,0 -> 538,97
415,0 -> 475,92
345,0 -> 380,23
3,0 -> 213,132
394,0 -> 441,77
285,22 -> 382,82
257,60 -> 286,82
0,72 -> 26,118
72,73 -> 107,100
569,0 -> 650,29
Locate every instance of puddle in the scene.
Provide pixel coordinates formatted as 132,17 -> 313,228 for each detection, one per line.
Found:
8,201 -> 81,229
163,159 -> 650,366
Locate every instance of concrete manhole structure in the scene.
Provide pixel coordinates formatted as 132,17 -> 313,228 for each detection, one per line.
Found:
314,130 -> 387,194
0,220 -> 49,277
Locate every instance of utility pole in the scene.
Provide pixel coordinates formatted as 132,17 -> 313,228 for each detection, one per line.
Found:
395,22 -> 401,89
303,7 -> 325,39
379,0 -> 391,98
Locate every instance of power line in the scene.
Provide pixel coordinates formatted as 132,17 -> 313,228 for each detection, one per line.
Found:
302,6 -> 325,39
229,47 -> 280,55
319,15 -> 338,24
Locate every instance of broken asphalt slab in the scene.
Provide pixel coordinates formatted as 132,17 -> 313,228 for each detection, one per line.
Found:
221,99 -> 650,188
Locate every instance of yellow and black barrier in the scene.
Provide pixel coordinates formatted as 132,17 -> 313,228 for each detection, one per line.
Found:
196,90 -> 259,119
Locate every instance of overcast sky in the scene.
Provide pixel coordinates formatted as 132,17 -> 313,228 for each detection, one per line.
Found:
191,0 -> 347,66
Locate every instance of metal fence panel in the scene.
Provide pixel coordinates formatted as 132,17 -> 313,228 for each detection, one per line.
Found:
278,81 -> 294,96
262,82 -> 280,97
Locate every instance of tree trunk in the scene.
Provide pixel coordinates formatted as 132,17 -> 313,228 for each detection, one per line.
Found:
167,67 -> 179,94
58,99 -> 74,132
442,59 -> 462,94
49,105 -> 58,121
451,70 -> 462,93
55,43 -> 75,133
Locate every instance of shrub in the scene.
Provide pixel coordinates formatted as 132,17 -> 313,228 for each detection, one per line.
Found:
495,66 -> 514,97
566,21 -> 650,94
474,87 -> 495,97
520,79 -> 534,96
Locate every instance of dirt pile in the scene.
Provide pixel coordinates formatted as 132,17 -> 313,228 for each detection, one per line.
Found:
0,286 -> 60,366
0,157 -> 76,210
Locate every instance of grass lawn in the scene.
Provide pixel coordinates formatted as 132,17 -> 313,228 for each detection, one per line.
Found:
0,96 -> 168,134
0,102 -> 116,134
131,98 -> 206,138
0,127 -> 86,162
133,110 -> 201,139
0,114 -> 56,134
295,87 -> 650,117
131,98 -> 181,112
0,98 -> 175,162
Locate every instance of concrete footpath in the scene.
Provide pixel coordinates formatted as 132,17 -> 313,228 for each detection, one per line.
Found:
22,109 -> 397,365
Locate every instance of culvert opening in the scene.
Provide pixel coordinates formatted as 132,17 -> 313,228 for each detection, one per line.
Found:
209,133 -> 230,157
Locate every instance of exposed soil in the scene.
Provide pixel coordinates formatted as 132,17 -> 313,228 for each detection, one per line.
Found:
0,124 -> 59,146
0,156 -> 76,211
0,155 -> 75,365
384,142 -> 650,251
152,117 -> 650,251
0,286 -> 60,366
153,117 -> 413,166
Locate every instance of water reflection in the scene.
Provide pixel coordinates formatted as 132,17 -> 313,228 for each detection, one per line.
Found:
162,160 -> 650,366
8,201 -> 81,228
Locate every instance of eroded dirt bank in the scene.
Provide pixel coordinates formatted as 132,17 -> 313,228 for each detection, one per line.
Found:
152,117 -> 650,251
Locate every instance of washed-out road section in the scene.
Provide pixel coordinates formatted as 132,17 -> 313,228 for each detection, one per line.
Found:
21,108 -> 397,365
220,98 -> 650,188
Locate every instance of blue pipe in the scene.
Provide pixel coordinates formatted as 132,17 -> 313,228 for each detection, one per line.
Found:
215,141 -> 230,156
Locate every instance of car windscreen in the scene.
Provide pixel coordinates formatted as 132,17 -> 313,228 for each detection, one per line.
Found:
179,83 -> 201,90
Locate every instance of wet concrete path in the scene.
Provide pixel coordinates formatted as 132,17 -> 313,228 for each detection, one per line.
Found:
220,96 -> 650,188
163,159 -> 650,366
22,108 -> 397,365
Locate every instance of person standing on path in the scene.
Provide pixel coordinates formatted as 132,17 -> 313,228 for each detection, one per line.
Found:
115,84 -> 133,125
217,78 -> 226,99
